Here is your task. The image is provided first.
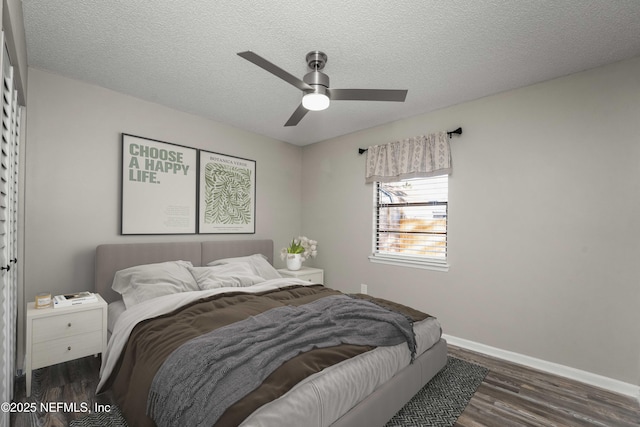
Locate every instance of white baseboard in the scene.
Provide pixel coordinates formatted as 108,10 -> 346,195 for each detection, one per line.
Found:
443,334 -> 640,402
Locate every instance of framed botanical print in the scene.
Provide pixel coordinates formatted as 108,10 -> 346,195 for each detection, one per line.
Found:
198,150 -> 256,234
121,134 -> 197,234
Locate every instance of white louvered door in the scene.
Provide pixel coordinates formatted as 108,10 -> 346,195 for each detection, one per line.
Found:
0,31 -> 21,427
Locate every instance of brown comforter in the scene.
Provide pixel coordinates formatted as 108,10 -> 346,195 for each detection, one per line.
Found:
102,285 -> 429,427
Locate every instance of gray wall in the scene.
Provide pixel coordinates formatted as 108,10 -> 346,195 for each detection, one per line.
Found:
24,68 -> 303,303
301,56 -> 640,385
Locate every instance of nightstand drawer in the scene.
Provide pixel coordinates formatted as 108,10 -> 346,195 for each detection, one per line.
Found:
31,331 -> 103,369
277,267 -> 324,284
299,271 -> 323,283
31,309 -> 103,343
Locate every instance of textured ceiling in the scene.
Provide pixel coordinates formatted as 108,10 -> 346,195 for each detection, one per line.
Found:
21,0 -> 640,146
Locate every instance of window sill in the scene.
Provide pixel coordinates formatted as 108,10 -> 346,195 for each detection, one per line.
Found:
368,254 -> 449,272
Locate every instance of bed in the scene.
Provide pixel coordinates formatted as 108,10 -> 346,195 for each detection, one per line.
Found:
95,239 -> 447,427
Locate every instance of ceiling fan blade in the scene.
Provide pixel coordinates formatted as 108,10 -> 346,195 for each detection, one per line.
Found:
237,51 -> 312,91
328,88 -> 408,102
284,103 -> 309,127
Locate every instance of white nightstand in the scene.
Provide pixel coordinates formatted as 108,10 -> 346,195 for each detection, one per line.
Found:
25,293 -> 107,397
278,267 -> 324,284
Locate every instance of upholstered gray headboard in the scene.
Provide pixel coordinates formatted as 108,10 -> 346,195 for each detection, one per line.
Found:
95,240 -> 274,303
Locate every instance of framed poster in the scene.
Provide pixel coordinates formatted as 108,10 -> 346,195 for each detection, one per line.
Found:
121,134 -> 197,234
198,150 -> 256,234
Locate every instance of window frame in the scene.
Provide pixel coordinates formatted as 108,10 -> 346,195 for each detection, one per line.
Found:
369,175 -> 449,272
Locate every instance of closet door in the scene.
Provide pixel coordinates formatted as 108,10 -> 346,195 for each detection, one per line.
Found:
0,31 -> 21,423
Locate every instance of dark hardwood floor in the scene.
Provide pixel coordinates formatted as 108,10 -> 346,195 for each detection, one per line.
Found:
450,345 -> 640,427
10,347 -> 640,426
11,356 -> 116,427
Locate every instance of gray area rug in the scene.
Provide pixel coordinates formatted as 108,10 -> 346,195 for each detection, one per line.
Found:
69,404 -> 127,427
386,356 -> 488,426
70,356 -> 487,427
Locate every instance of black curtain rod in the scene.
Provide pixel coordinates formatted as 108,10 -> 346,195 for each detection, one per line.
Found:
358,127 -> 463,155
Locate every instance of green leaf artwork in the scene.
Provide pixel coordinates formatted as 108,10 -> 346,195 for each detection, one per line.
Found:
204,162 -> 252,225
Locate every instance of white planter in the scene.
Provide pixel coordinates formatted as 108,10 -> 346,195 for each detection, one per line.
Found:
286,253 -> 302,271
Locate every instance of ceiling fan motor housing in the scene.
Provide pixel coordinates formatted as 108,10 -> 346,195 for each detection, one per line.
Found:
303,70 -> 329,91
304,51 -> 330,97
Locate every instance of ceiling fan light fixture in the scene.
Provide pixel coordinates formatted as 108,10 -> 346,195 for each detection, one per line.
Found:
302,92 -> 330,111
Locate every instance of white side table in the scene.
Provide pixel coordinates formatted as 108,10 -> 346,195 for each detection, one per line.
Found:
278,267 -> 324,284
25,293 -> 108,397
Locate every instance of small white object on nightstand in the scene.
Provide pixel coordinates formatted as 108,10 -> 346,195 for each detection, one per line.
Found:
278,267 -> 324,284
25,293 -> 107,397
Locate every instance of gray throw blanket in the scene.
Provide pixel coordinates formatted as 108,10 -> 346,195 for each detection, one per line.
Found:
147,294 -> 416,427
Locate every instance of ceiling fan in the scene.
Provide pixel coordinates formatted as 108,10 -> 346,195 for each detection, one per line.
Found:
237,50 -> 408,127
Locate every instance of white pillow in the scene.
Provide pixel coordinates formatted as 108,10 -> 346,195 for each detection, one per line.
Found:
188,263 -> 266,290
111,260 -> 198,309
207,254 -> 282,280
107,300 -> 126,333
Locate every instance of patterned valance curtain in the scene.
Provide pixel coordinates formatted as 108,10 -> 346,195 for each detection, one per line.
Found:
365,131 -> 451,183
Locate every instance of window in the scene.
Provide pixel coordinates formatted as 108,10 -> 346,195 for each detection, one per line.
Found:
371,175 -> 448,271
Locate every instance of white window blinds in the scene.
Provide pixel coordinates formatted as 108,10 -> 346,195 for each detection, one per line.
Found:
372,175 -> 448,270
